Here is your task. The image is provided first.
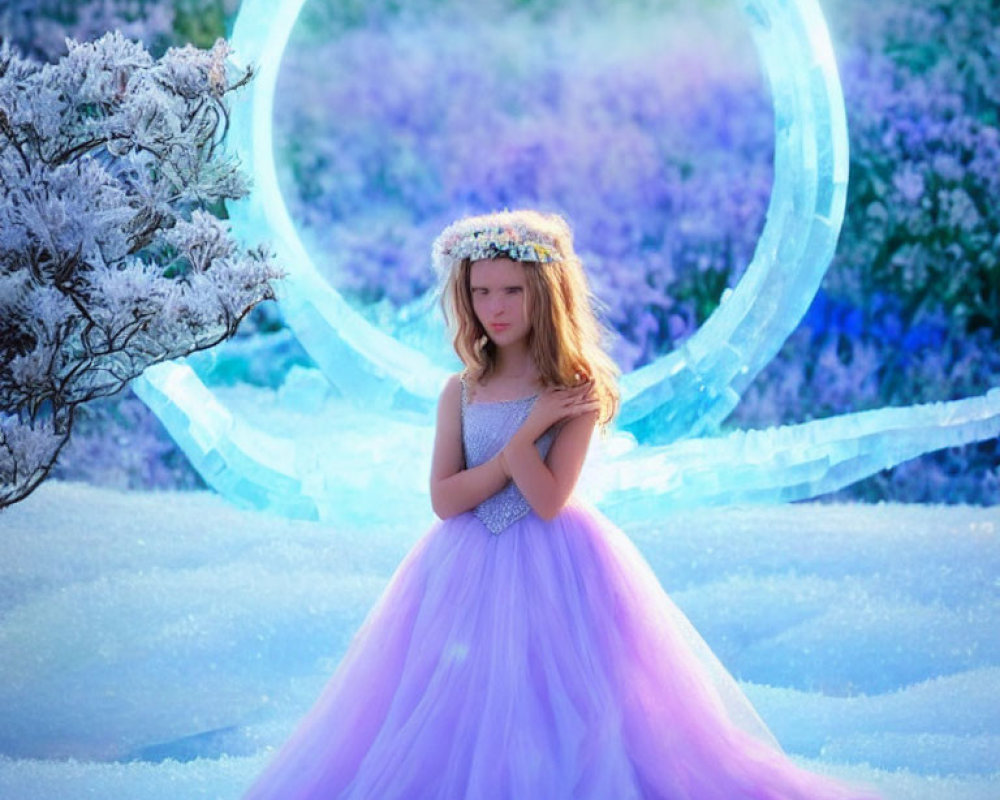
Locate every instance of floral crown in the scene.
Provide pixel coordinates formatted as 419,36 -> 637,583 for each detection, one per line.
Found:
432,210 -> 569,277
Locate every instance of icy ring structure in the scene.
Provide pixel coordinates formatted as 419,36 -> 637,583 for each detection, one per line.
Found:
132,0 -> 1000,521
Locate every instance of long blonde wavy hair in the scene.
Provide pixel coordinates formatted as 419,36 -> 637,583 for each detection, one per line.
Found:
438,212 -> 620,427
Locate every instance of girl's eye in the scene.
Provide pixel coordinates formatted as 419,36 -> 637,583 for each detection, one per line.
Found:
506,287 -> 522,294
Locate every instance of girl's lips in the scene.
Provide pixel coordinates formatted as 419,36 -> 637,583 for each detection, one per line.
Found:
490,323 -> 510,331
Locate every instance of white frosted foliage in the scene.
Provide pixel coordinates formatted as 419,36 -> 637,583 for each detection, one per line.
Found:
0,32 -> 282,509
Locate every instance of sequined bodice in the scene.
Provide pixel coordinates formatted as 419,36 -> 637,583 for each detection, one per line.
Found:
461,378 -> 558,535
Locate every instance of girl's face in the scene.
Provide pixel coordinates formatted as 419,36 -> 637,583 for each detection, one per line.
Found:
469,257 -> 531,348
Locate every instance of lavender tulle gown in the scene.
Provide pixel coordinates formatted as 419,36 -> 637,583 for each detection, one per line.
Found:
241,382 -> 882,799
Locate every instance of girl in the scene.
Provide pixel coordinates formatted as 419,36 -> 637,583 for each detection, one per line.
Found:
241,210 -> 882,799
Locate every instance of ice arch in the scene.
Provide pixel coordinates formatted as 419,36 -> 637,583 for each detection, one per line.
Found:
131,0 -> 1000,519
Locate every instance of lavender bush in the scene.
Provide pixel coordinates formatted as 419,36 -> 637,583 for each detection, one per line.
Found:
1,0 -> 174,63
275,10 -> 772,371
0,0 -> 240,62
0,32 -> 283,508
739,0 -> 1000,501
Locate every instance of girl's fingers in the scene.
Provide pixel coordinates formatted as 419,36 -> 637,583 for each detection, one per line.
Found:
543,382 -> 596,418
569,400 -> 600,417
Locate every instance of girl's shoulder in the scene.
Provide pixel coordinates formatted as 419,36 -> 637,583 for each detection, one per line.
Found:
435,373 -> 465,425
439,372 -> 467,405
451,370 -> 481,400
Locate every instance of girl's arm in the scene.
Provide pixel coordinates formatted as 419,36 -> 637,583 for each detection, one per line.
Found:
501,388 -> 599,521
429,373 -> 510,519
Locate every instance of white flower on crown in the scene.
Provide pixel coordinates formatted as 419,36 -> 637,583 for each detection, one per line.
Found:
432,209 -> 569,278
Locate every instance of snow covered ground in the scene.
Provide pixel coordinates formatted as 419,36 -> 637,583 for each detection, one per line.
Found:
1,481 -> 998,799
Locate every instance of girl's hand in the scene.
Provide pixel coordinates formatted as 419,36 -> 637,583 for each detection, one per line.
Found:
521,381 -> 599,441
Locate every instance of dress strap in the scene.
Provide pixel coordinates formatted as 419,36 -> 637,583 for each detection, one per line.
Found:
460,374 -> 468,408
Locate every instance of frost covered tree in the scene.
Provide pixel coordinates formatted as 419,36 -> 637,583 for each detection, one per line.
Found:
0,32 -> 283,509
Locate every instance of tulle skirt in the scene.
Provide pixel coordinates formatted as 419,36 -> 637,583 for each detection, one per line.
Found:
241,499 -> 882,799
